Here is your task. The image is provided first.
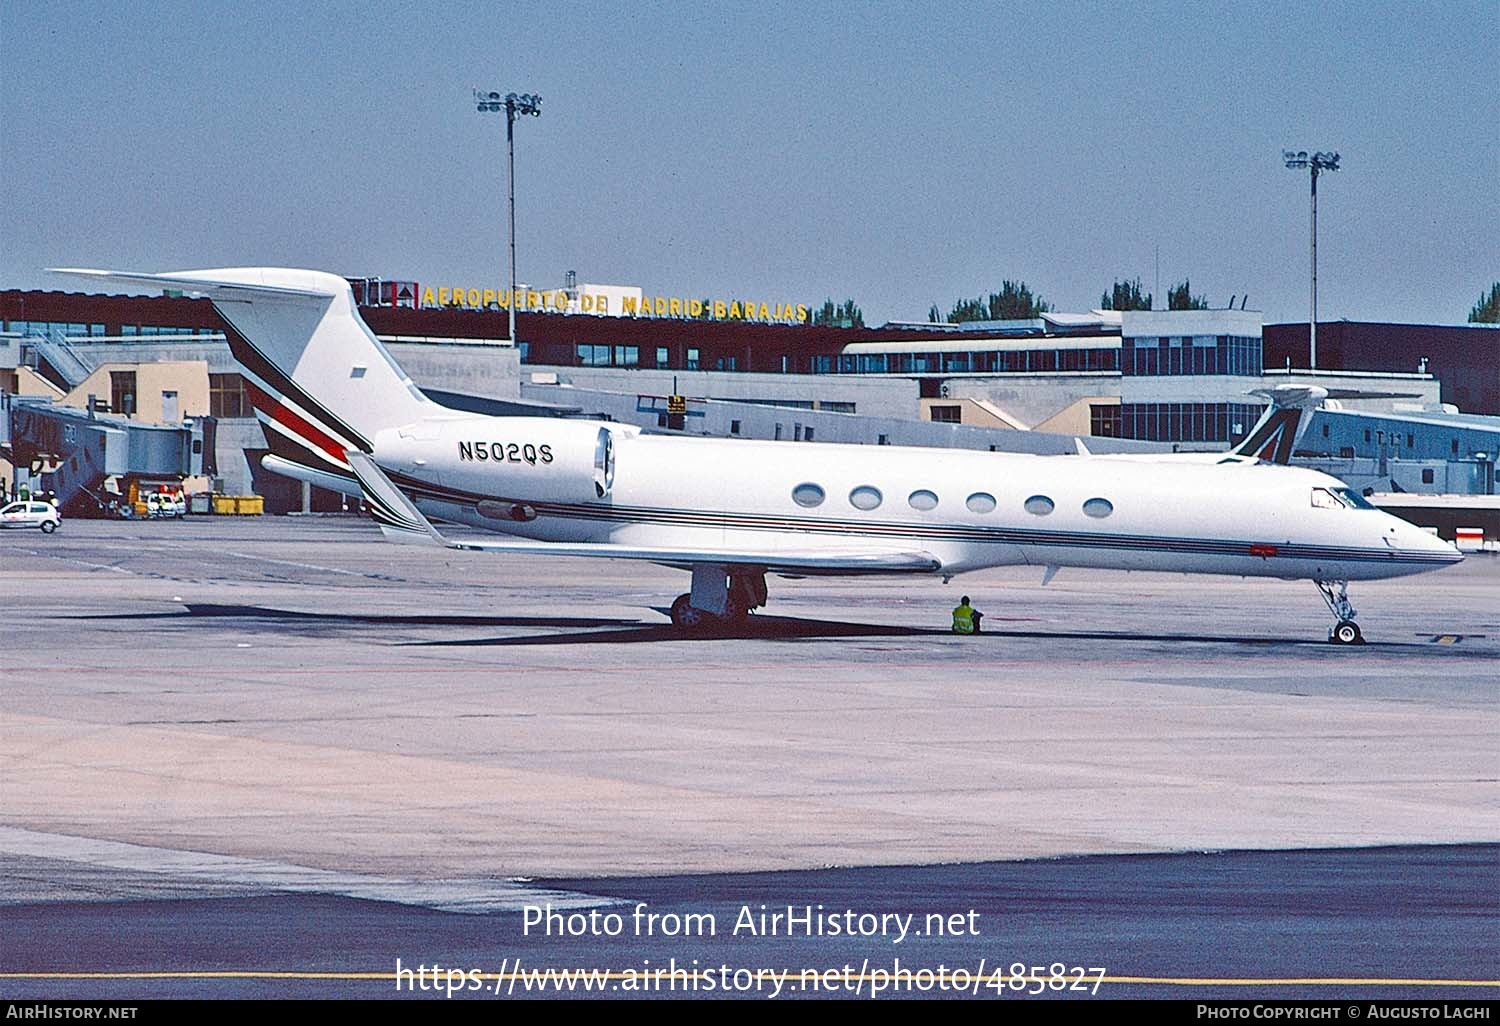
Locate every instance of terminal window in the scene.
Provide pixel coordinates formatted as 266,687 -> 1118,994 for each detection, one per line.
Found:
930,405 -> 962,424
1090,404 -> 1122,437
1120,334 -> 1261,376
209,373 -> 251,418
1114,402 -> 1264,443
577,344 -> 610,366
110,371 -> 136,416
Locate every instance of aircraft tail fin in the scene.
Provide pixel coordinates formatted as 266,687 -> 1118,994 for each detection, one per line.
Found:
49,268 -> 436,483
1226,384 -> 1328,464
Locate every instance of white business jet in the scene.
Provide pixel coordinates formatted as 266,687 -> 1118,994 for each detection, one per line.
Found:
54,268 -> 1462,643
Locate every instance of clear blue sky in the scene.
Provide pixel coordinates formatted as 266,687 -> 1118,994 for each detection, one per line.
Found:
3,0 -> 1496,327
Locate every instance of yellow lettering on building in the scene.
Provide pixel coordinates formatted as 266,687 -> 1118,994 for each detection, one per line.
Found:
417,282 -> 815,322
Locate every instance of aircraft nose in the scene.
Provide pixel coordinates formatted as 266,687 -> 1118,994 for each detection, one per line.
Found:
1391,518 -> 1464,563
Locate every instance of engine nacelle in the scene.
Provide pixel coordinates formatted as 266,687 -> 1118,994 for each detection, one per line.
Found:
372,415 -> 632,506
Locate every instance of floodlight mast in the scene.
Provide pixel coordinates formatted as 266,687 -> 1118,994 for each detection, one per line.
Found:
476,90 -> 543,345
1283,150 -> 1340,369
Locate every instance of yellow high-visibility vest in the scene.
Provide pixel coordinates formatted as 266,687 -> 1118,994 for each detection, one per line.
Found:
952,604 -> 975,634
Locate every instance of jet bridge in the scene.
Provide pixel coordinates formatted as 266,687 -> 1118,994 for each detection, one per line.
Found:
1,393 -> 214,516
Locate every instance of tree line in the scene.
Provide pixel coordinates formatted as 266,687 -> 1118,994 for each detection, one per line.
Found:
1470,283 -> 1499,323
812,278 -> 1500,329
926,276 -> 1207,324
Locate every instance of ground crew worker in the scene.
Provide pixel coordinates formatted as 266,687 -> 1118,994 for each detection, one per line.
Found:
952,595 -> 983,634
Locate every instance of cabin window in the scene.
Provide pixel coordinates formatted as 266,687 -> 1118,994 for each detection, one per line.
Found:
1082,497 -> 1114,518
791,483 -> 825,508
965,492 -> 996,514
908,489 -> 939,511
1023,495 -> 1054,516
849,485 -> 883,511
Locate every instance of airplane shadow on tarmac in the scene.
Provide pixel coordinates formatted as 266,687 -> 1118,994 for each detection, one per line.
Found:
66,603 -> 1432,649
65,603 -> 639,630
411,612 -> 945,646
405,613 -> 1386,648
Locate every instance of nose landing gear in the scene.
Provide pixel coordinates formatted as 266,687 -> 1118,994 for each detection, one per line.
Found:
1316,580 -> 1364,645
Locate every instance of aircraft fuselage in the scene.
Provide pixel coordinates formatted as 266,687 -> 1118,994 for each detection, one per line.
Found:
371,415 -> 1461,583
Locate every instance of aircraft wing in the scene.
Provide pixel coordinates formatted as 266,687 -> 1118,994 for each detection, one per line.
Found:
345,452 -> 942,576
437,537 -> 942,575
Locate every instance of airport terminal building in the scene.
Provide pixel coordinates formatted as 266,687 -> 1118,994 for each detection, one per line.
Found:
2,278 -> 1497,523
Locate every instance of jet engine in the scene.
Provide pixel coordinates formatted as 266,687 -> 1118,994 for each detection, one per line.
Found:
372,416 -> 630,507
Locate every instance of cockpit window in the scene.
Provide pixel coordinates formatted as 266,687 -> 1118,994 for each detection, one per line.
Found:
1334,487 -> 1377,510
1312,486 -> 1377,511
1310,487 -> 1342,509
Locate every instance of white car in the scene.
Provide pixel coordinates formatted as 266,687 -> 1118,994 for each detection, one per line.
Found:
147,493 -> 187,518
0,501 -> 62,533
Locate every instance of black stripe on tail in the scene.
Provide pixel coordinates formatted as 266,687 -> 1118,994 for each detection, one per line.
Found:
1229,406 -> 1302,465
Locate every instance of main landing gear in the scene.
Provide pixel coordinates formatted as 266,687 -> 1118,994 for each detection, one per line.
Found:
670,565 -> 767,633
1315,580 -> 1364,645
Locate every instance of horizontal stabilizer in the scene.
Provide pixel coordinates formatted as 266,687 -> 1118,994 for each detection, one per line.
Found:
49,267 -> 338,301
